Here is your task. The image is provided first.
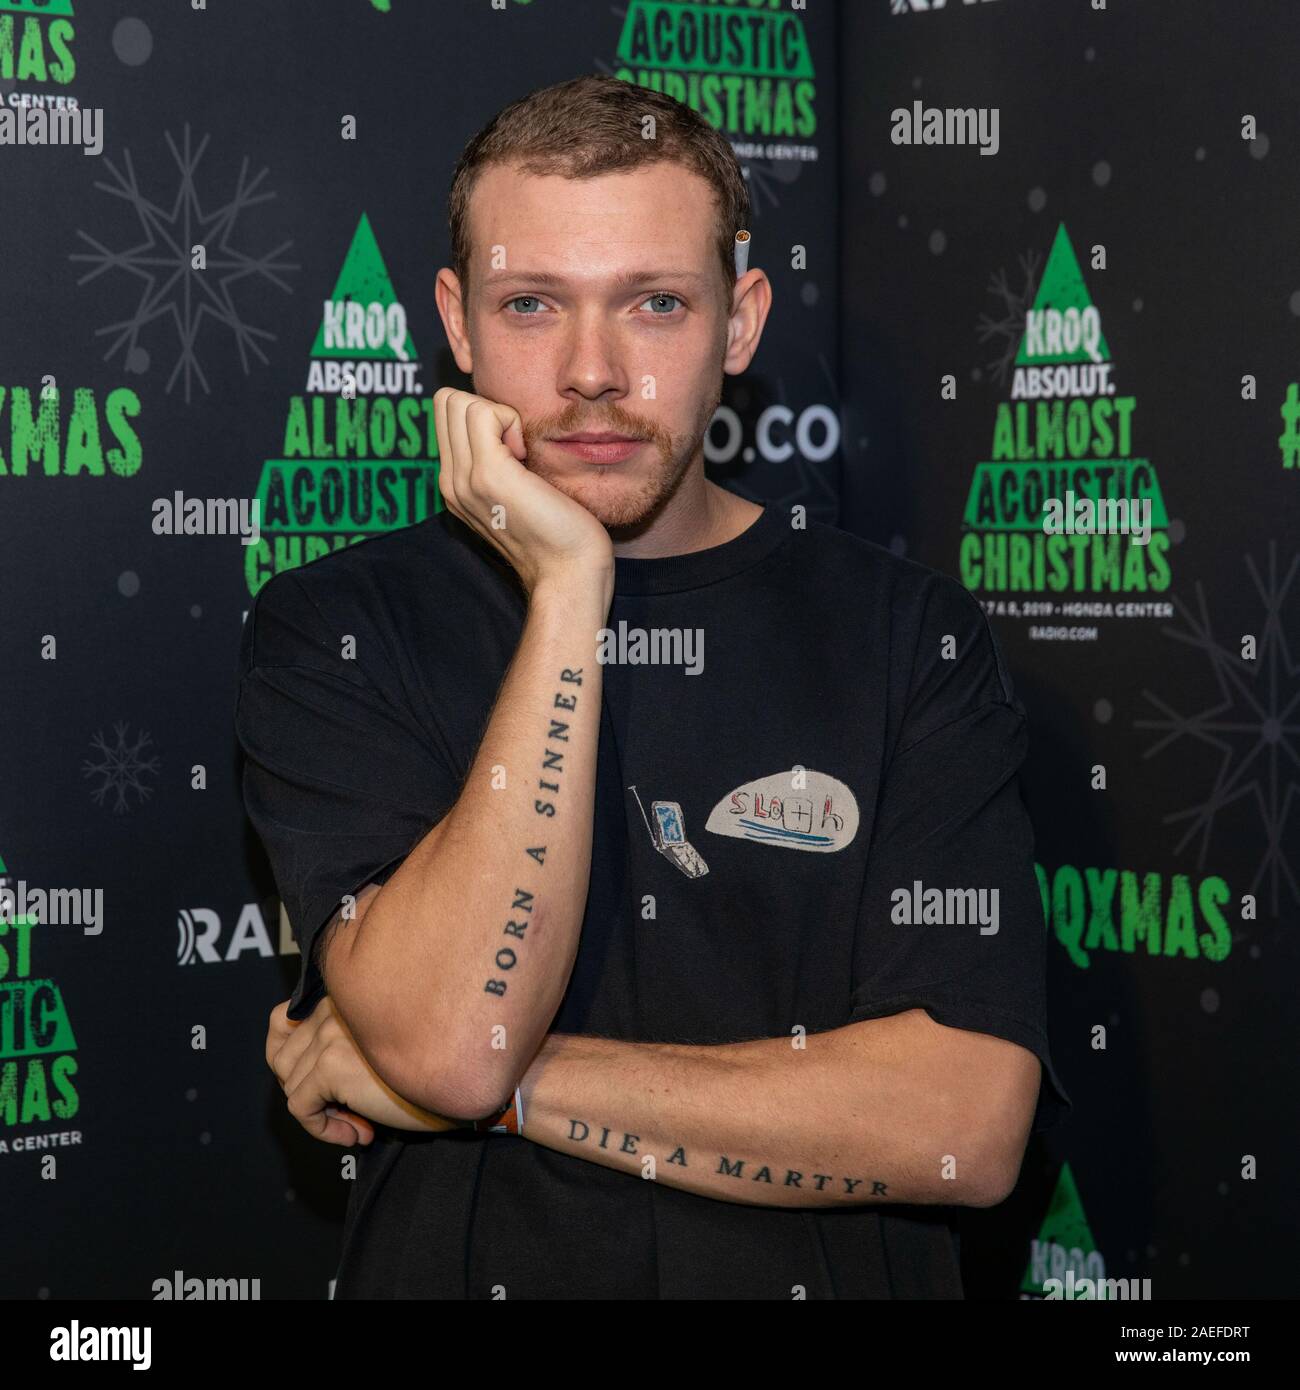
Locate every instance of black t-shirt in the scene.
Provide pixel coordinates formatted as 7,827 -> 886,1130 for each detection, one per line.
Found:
235,501 -> 1071,1299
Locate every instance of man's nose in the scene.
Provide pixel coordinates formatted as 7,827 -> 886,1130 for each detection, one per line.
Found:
557,310 -> 627,400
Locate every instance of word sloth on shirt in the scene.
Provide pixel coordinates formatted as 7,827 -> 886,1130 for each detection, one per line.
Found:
891,881 -> 1000,934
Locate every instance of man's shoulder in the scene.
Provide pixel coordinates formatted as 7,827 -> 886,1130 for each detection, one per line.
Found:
799,518 -> 982,628
242,513 -> 521,677
253,512 -> 517,620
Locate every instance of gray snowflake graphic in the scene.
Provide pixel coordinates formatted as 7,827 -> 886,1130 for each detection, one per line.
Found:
976,248 -> 1044,386
737,156 -> 802,219
70,124 -> 299,404
1135,544 -> 1300,913
82,722 -> 161,814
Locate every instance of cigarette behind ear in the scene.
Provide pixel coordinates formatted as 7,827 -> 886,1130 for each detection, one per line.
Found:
734,229 -> 751,279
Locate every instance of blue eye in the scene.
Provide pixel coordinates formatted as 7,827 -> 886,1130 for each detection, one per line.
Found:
643,293 -> 681,314
508,296 -> 545,315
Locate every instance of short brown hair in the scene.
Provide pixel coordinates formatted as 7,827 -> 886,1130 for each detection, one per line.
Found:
449,75 -> 749,300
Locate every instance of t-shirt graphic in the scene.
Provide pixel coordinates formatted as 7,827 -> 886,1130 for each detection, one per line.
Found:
629,785 -> 709,878
706,768 -> 859,852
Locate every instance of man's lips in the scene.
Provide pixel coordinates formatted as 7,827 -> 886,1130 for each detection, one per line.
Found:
555,432 -> 640,442
548,433 -> 645,464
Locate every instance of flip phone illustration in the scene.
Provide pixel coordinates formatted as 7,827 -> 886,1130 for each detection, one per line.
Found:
629,785 -> 709,879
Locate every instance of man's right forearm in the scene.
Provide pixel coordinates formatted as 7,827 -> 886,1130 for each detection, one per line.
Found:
325,567 -> 613,1119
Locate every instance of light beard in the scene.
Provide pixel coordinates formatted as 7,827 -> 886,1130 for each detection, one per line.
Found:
525,435 -> 692,530
514,383 -> 723,531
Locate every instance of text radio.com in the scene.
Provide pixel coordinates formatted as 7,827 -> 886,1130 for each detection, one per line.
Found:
1029,625 -> 1099,643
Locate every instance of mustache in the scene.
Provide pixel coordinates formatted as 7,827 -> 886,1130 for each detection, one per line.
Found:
522,401 -> 671,451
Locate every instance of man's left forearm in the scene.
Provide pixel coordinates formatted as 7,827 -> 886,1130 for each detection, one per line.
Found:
515,1009 -> 1040,1209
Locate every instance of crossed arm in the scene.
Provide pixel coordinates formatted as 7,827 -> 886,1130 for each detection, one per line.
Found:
514,1012 -> 1040,1208
268,969 -> 1043,1210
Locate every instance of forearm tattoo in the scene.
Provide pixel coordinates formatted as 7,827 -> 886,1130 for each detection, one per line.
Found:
564,1118 -> 890,1201
483,668 -> 583,997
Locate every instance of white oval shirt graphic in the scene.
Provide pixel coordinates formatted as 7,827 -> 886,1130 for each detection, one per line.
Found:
705,769 -> 859,853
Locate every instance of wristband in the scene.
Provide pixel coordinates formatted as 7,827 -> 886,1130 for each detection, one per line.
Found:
473,1085 -> 525,1135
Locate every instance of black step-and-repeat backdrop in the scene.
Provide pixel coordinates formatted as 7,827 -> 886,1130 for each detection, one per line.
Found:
0,0 -> 1291,1299
841,0 -> 1298,1299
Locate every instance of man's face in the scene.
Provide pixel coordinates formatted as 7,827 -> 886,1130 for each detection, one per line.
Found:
456,160 -> 731,529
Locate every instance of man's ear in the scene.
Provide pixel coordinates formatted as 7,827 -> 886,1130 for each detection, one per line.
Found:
723,268 -> 773,376
435,267 -> 474,375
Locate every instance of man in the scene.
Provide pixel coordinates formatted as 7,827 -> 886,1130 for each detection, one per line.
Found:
237,74 -> 1070,1300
